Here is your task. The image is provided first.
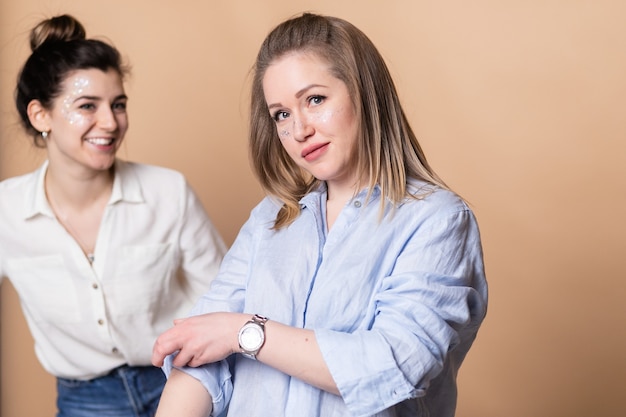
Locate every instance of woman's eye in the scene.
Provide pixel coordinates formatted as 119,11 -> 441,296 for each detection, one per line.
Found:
79,103 -> 96,110
309,95 -> 325,106
272,110 -> 289,122
112,102 -> 127,112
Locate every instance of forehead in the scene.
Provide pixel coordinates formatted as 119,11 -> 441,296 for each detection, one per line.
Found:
58,68 -> 124,96
262,52 -> 338,95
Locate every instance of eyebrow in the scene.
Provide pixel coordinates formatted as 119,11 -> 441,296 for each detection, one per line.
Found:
267,84 -> 325,110
72,94 -> 128,103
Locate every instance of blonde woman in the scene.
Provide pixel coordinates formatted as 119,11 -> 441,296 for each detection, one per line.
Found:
153,13 -> 487,417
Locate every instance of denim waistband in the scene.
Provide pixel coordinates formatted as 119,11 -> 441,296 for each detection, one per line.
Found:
56,364 -> 166,417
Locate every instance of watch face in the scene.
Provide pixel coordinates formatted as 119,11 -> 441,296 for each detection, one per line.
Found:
240,323 -> 264,351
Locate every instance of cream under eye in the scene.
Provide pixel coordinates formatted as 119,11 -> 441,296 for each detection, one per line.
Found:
62,76 -> 91,124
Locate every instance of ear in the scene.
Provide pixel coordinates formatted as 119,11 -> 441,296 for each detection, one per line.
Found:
27,100 -> 51,133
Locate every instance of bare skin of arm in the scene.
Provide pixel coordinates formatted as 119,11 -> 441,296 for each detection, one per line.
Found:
258,319 -> 339,394
152,312 -> 340,396
155,368 -> 213,417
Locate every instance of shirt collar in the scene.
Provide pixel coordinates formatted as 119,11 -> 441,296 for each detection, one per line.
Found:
23,161 -> 53,220
110,159 -> 145,205
22,159 -> 145,220
299,182 -> 327,210
298,182 -> 383,210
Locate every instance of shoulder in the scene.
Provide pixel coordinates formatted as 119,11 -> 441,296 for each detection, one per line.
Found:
390,182 -> 483,246
0,168 -> 42,224
392,180 -> 480,235
404,179 -> 470,216
250,195 -> 283,219
0,171 -> 34,191
115,160 -> 191,195
116,160 -> 187,183
0,167 -> 41,200
113,160 -> 198,210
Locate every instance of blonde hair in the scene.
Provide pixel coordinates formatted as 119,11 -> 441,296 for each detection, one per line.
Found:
250,13 -> 449,229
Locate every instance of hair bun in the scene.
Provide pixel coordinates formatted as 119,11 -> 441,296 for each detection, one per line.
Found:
30,14 -> 86,51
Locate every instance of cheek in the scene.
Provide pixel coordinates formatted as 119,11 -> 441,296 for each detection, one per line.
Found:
116,114 -> 129,131
62,109 -> 92,126
335,106 -> 359,142
309,109 -> 334,125
278,128 -> 291,140
278,136 -> 300,161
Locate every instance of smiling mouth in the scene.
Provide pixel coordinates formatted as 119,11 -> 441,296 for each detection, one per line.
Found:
85,138 -> 115,146
302,143 -> 329,158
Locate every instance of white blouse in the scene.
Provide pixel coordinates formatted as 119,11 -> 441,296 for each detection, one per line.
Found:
0,159 -> 226,380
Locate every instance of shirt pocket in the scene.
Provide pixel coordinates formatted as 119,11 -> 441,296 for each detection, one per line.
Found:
6,255 -> 81,323
107,243 -> 175,316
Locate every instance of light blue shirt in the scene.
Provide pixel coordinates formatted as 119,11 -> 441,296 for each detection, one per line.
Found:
163,181 -> 487,417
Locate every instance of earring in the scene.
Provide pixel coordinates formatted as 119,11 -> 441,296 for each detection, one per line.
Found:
41,131 -> 49,139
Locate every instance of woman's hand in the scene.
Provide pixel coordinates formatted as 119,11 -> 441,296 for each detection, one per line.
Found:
152,312 -> 247,368
152,311 -> 340,395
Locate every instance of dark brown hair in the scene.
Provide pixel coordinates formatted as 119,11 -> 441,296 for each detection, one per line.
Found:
15,14 -> 129,146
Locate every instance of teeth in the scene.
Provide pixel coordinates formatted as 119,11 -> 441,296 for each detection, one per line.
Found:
86,138 -> 114,146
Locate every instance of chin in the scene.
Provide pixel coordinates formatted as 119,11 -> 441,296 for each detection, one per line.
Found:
90,159 -> 116,172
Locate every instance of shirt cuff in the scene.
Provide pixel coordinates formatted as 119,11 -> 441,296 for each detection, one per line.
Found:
316,328 -> 419,416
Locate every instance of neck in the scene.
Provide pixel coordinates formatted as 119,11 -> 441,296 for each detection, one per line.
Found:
45,163 -> 114,210
326,176 -> 365,205
44,163 -> 114,262
325,179 -> 363,230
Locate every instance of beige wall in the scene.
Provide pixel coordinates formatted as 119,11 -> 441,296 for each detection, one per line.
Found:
1,1 -> 625,416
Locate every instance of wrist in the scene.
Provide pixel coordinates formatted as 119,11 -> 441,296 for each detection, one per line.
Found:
237,314 -> 269,360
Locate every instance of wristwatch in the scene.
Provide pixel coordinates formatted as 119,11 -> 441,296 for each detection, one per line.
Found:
238,314 -> 268,360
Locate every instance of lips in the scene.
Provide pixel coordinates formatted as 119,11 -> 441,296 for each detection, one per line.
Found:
302,142 -> 330,161
85,137 -> 115,146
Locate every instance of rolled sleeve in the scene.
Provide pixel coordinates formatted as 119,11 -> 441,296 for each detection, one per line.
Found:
316,206 -> 487,416
316,328 -> 418,416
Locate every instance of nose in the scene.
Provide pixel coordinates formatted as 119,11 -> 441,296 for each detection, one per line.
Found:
98,106 -> 118,131
292,114 -> 314,142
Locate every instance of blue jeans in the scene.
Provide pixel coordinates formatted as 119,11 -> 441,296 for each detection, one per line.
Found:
56,365 -> 166,417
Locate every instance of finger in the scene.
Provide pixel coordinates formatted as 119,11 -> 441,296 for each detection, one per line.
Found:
172,348 -> 195,368
151,340 -> 172,366
151,348 -> 165,367
151,330 -> 182,366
